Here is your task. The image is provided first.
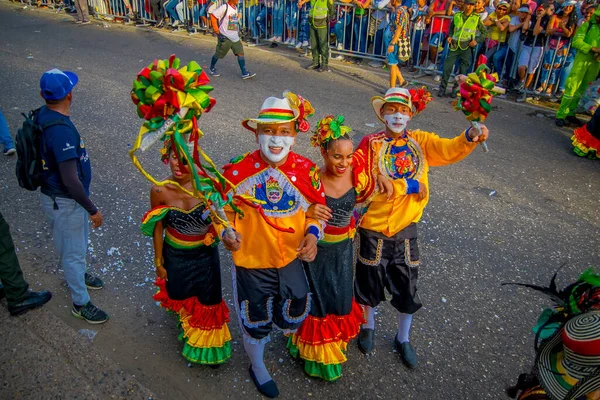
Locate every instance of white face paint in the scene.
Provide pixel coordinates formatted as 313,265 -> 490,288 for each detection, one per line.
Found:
258,134 -> 295,163
383,112 -> 411,134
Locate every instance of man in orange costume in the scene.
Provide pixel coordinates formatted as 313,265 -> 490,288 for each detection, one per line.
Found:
220,92 -> 325,398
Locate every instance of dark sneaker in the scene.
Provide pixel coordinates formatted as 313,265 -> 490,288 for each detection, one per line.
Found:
395,337 -> 417,369
72,301 -> 109,324
3,148 -> 16,156
208,68 -> 220,77
566,115 -> 585,127
241,71 -> 256,80
305,63 -> 320,70
319,65 -> 331,73
80,20 -> 91,25
8,291 -> 52,316
84,272 -> 104,290
437,89 -> 446,98
0,283 -> 4,300
555,118 -> 565,127
248,365 -> 279,398
357,328 -> 374,354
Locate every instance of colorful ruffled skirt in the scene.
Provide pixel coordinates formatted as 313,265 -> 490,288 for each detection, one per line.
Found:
287,239 -> 365,381
572,124 -> 600,159
153,244 -> 232,365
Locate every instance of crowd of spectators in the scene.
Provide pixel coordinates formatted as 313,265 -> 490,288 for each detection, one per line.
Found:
16,0 -> 600,106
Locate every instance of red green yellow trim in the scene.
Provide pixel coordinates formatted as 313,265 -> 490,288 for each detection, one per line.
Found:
140,205 -> 170,236
287,339 -> 343,381
572,125 -> 600,159
153,278 -> 231,365
165,227 -> 217,249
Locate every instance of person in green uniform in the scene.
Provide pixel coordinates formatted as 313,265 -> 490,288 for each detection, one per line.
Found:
438,0 -> 487,97
555,8 -> 600,127
300,0 -> 335,72
0,211 -> 52,316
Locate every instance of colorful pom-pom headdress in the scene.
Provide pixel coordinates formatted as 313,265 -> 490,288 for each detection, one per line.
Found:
371,87 -> 432,122
129,54 -> 239,236
310,115 -> 352,148
242,91 -> 315,133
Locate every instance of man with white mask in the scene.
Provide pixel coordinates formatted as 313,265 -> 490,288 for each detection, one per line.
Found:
352,87 -> 489,369
219,92 -> 326,398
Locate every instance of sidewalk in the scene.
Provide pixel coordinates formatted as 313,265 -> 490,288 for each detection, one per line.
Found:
0,304 -> 154,399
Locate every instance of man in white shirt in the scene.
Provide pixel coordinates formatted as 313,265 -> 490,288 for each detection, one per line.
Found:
209,0 -> 256,79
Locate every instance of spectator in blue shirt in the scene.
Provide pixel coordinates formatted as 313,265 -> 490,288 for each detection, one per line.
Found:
37,68 -> 109,325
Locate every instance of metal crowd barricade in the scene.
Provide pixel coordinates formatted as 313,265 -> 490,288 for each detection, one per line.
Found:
21,0 -> 577,98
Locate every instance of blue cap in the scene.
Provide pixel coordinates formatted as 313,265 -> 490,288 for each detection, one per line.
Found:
40,68 -> 79,101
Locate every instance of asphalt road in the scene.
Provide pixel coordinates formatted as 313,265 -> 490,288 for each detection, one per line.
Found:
1,2 -> 599,399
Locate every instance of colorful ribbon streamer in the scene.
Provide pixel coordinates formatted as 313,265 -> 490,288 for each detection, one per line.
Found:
129,55 -> 237,232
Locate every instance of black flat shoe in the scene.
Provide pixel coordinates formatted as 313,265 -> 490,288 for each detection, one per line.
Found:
357,328 -> 374,354
8,290 -> 52,316
395,337 -> 417,369
0,283 -> 5,300
306,63 -> 320,70
248,365 -> 279,398
437,90 -> 445,98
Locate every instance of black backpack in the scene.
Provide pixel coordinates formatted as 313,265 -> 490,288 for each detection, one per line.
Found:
15,108 -> 69,191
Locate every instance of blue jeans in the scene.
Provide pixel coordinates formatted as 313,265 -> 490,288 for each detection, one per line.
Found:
491,43 -> 508,75
0,108 -> 15,151
559,49 -> 575,92
374,27 -> 385,56
353,15 -> 368,53
273,0 -> 284,37
165,0 -> 182,22
540,48 -> 566,87
41,195 -> 90,306
298,4 -> 310,42
334,10 -> 352,50
285,1 -> 298,33
256,6 -> 267,36
411,29 -> 424,66
248,4 -> 258,38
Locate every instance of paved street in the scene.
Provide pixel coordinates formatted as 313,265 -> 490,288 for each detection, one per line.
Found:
0,2 -> 599,399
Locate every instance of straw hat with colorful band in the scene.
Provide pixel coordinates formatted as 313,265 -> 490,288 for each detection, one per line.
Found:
535,311 -> 600,400
310,115 -> 352,148
372,87 -> 433,123
242,91 -> 315,133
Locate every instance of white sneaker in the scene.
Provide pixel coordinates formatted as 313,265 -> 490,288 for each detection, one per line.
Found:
289,38 -> 296,46
302,41 -> 309,47
276,36 -> 283,42
267,36 -> 277,41
337,43 -> 343,51
295,41 -> 303,49
425,63 -> 436,75
283,38 -> 291,44
433,75 -> 441,82
449,76 -> 455,83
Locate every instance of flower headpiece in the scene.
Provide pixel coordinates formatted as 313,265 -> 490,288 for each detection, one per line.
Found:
284,91 -> 315,133
408,87 -> 433,116
311,115 -> 352,148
